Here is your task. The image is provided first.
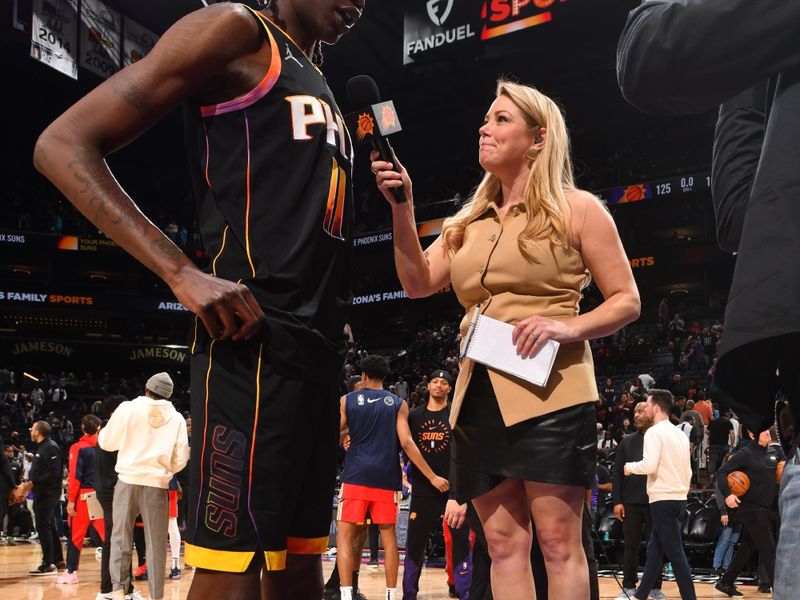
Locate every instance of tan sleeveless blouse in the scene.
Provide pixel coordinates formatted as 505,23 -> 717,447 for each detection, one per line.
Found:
449,202 -> 598,427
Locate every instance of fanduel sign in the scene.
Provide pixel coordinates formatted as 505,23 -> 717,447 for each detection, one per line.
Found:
404,0 -> 578,66
404,0 -> 478,65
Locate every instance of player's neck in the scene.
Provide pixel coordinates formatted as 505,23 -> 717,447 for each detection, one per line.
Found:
362,379 -> 384,390
426,397 -> 447,411
264,4 -> 315,58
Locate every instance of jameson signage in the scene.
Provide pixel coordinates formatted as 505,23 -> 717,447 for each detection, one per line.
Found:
128,346 -> 188,364
3,339 -> 189,365
12,341 -> 75,357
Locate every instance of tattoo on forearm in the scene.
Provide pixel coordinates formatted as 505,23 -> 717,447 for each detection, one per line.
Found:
67,149 -> 182,262
150,236 -> 184,262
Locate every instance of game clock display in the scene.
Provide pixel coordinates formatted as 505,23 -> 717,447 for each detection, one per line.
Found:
602,172 -> 712,205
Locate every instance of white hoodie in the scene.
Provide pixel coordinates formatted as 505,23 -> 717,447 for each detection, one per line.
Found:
98,395 -> 189,489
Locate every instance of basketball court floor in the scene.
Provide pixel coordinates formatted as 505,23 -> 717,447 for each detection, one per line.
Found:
0,542 -> 774,599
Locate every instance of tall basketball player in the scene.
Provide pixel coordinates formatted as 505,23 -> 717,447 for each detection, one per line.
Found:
33,2 -> 365,599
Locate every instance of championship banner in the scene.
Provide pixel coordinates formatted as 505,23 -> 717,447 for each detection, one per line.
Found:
80,0 -> 122,78
31,0 -> 79,79
122,16 -> 158,67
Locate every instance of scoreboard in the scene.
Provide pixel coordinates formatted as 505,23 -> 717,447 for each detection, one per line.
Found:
598,172 -> 712,205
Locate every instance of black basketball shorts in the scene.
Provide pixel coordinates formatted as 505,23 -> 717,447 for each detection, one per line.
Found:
184,330 -> 339,572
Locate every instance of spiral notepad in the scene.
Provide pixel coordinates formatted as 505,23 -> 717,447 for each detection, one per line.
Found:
460,308 -> 560,387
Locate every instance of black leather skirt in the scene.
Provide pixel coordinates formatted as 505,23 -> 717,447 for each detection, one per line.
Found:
452,364 -> 597,502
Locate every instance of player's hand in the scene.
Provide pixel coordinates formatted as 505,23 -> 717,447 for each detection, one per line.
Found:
429,475 -> 450,493
720,514 -> 729,526
370,150 -> 413,206
66,501 -> 77,517
169,266 -> 265,341
623,464 -> 632,476
725,494 -> 741,509
613,503 -> 625,521
343,435 -> 351,451
444,500 -> 467,529
512,315 -> 579,359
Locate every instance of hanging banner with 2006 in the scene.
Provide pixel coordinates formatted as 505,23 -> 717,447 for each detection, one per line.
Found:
403,0 -> 574,66
31,0 -> 79,79
80,0 -> 122,78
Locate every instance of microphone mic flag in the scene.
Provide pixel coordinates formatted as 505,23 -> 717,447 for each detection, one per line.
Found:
345,75 -> 406,203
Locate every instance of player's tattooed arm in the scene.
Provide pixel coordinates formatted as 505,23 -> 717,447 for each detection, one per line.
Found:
65,148 -> 184,264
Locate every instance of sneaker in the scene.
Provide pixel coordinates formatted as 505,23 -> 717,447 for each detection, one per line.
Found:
649,590 -> 668,600
95,593 -> 114,600
95,547 -> 103,559
449,583 -> 458,598
126,591 -> 146,600
56,571 -> 79,584
366,559 -> 379,569
134,564 -> 148,580
169,566 -> 181,580
321,589 -> 340,600
714,581 -> 743,597
757,584 -> 771,593
355,592 -> 368,600
29,564 -> 57,576
615,589 -> 637,600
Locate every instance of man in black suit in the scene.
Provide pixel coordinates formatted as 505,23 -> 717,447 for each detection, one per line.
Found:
14,421 -> 64,574
617,7 -> 800,597
613,402 -> 665,600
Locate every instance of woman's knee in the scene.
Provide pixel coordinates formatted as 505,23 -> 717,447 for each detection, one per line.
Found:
535,525 -> 580,566
484,523 -> 531,563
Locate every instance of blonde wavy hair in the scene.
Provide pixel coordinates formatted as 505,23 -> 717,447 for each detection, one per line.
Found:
442,80 -> 576,260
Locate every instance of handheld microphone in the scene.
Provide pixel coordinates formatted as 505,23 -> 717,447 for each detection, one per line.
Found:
345,75 -> 406,203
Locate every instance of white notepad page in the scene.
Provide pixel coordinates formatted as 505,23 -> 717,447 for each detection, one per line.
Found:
463,312 -> 559,387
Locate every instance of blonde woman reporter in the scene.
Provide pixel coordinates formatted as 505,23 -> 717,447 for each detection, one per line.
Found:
371,80 -> 639,599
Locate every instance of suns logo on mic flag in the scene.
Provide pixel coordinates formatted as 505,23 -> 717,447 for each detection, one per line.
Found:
381,104 -> 398,130
356,113 -> 375,141
346,101 -> 403,145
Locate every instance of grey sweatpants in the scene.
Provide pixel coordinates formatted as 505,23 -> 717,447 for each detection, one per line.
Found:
110,480 -> 168,600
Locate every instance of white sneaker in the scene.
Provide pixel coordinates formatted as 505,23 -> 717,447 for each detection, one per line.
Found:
615,589 -> 637,600
126,591 -> 146,600
95,593 -> 113,600
649,590 -> 668,600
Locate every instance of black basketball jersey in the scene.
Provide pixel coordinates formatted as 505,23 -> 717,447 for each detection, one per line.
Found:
184,8 -> 353,382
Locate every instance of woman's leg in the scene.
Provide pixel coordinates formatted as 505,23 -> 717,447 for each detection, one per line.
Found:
525,481 -> 589,600
472,478 -> 534,600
